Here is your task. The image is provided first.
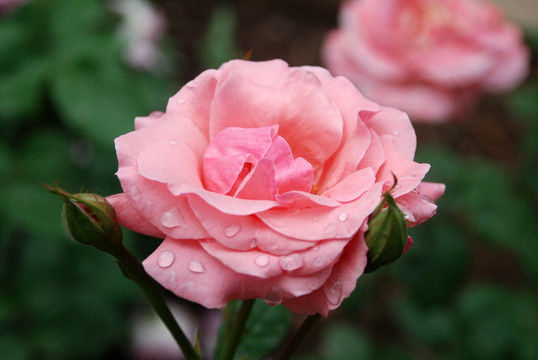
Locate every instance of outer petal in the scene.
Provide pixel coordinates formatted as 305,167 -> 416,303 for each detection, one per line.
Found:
166,69 -> 218,138
258,184 -> 382,241
283,231 -> 369,316
106,193 -> 164,238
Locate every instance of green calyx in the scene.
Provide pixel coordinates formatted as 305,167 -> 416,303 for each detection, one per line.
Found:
364,178 -> 409,273
43,183 -> 123,252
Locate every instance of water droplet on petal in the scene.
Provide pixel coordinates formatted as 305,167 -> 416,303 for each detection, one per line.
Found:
169,140 -> 177,146
338,211 -> 348,222
325,281 -> 344,305
312,246 -> 320,252
313,256 -> 325,268
323,223 -> 337,238
224,224 -> 241,238
188,259 -> 206,273
254,254 -> 269,267
279,254 -> 304,271
129,185 -> 140,200
157,250 -> 175,268
160,208 -> 184,228
177,98 -> 186,105
167,270 -> 178,289
250,238 -> 257,248
265,287 -> 283,306
394,130 -> 399,135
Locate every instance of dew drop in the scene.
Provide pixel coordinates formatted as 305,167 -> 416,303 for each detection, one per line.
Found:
224,224 -> 241,237
129,185 -> 140,200
254,254 -> 269,267
188,260 -> 206,273
313,256 -> 325,268
157,250 -> 175,268
394,130 -> 399,135
167,270 -> 178,289
169,140 -> 177,146
279,254 -> 304,271
312,246 -> 320,252
338,211 -> 349,222
265,287 -> 283,306
250,238 -> 258,248
325,281 -> 344,305
160,208 -> 184,228
323,223 -> 337,238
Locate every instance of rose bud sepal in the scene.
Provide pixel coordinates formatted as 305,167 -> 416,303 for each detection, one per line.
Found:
43,183 -> 123,253
43,183 -> 200,360
364,182 -> 409,273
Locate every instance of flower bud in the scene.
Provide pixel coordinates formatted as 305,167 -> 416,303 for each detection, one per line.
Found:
364,185 -> 408,273
43,183 -> 123,253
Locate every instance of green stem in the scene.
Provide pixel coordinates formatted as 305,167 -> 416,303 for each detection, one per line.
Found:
277,313 -> 322,360
219,299 -> 256,360
111,245 -> 200,360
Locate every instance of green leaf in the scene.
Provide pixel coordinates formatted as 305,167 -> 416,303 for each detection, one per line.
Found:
0,59 -> 47,124
216,300 -> 291,359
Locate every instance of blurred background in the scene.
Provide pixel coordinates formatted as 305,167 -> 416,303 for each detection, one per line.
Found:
1,0 -> 537,359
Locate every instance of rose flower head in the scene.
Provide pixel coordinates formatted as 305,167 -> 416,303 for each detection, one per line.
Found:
322,0 -> 530,123
107,59 -> 444,316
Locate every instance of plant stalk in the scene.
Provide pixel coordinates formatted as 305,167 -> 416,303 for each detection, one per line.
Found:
277,313 -> 322,360
111,245 -> 200,360
219,299 -> 256,360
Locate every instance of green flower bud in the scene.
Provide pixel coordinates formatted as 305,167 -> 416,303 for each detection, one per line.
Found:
43,183 -> 123,253
364,181 -> 408,273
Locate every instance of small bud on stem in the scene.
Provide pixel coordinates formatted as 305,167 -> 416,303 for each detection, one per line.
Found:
42,182 -> 123,253
364,175 -> 409,273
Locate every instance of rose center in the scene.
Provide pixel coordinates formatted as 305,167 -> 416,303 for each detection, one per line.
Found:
202,125 -> 314,200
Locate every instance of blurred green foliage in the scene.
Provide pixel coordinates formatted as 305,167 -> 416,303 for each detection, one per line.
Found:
0,0 -> 175,359
1,0 -> 537,359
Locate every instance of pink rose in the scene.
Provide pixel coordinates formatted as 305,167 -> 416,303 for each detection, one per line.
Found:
107,59 -> 444,316
322,0 -> 530,123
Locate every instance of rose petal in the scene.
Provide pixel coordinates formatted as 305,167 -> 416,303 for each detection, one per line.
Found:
265,135 -> 314,194
321,168 -> 375,202
187,195 -> 259,251
203,126 -> 278,194
210,62 -> 343,170
283,232 -> 369,316
258,184 -> 382,241
106,193 -> 164,238
234,158 -> 278,200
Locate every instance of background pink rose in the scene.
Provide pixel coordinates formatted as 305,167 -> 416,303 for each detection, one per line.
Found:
322,0 -> 530,123
107,59 -> 444,316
